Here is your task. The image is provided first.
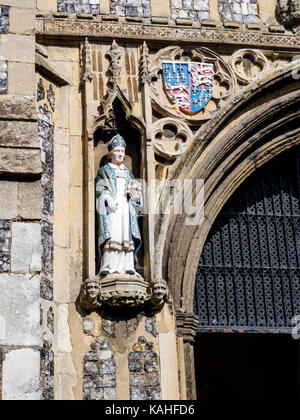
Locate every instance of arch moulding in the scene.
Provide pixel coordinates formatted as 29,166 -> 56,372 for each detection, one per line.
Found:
155,62 -> 300,313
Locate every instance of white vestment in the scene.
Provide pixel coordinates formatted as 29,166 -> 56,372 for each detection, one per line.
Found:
99,163 -> 135,274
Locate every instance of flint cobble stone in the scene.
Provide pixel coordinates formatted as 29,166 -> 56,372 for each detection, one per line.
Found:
171,0 -> 209,21
57,0 -> 100,14
110,0 -> 151,18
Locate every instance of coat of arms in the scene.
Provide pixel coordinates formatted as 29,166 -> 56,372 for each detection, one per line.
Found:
162,61 -> 214,114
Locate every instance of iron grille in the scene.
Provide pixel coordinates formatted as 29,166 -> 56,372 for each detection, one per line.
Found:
194,148 -> 300,333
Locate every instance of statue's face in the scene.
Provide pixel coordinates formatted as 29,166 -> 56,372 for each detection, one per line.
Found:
86,282 -> 100,299
110,146 -> 125,165
153,283 -> 167,299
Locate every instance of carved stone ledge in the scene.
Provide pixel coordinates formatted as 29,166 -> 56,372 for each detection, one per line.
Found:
36,18 -> 300,49
176,310 -> 199,343
79,276 -> 169,311
100,273 -> 149,307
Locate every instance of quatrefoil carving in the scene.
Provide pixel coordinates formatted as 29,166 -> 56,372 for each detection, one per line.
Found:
151,118 -> 193,160
230,49 -> 270,85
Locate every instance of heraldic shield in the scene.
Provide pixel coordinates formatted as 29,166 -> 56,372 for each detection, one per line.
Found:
162,61 -> 214,114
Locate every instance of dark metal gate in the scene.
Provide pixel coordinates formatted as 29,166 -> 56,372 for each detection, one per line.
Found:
194,148 -> 300,333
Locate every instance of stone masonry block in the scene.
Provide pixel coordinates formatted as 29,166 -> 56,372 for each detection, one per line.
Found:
0,120 -> 38,148
11,223 -> 42,272
2,349 -> 40,400
0,95 -> 36,120
0,148 -> 42,175
37,0 -> 57,12
0,181 -> 18,219
18,181 -> 42,220
0,1 -> 36,9
0,274 -> 40,346
9,7 -> 35,35
0,35 -> 35,64
7,62 -> 35,95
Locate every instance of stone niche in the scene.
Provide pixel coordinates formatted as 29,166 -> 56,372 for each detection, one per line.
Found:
93,99 -> 144,275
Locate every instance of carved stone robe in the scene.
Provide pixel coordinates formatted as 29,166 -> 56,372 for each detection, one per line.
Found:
95,163 -> 142,274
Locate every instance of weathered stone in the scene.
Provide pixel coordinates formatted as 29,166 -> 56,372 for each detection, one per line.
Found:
0,148 -> 42,175
103,387 -> 116,400
145,316 -> 157,337
145,372 -> 160,387
18,181 -> 42,220
102,318 -> 116,337
145,342 -> 154,351
90,341 -> 101,350
0,120 -> 38,148
0,35 -> 35,64
98,373 -> 116,388
100,341 -> 110,350
0,182 -> 17,219
126,317 -> 138,336
0,6 -> 9,34
133,344 -> 143,352
46,307 -> 54,334
47,85 -> 55,111
83,376 -> 94,389
99,360 -> 116,375
130,373 -> 145,386
83,317 -> 95,334
219,0 -> 258,24
2,349 -> 40,400
89,387 -> 104,400
171,0 -> 210,20
111,0 -> 150,17
0,95 -> 36,120
129,361 -> 143,372
0,60 -> 7,94
130,386 -> 145,400
84,351 -> 99,362
0,274 -> 40,346
99,350 -> 114,360
11,223 -> 42,272
144,361 -> 159,372
84,361 -> 99,376
141,351 -> 158,361
7,62 -> 36,96
40,349 -> 54,376
37,78 -> 45,102
0,255 -> 10,272
57,0 -> 100,14
145,386 -> 161,400
128,352 -> 142,361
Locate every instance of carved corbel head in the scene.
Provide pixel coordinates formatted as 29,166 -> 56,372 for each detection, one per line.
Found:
80,277 -> 102,311
277,0 -> 300,27
149,279 -> 169,310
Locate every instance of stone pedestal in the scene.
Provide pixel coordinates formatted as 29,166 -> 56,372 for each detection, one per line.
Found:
100,274 -> 149,307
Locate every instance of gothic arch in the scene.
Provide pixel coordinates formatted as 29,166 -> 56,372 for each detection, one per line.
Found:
155,62 -> 300,312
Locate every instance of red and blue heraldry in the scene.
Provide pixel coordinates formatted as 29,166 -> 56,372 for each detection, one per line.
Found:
162,61 -> 214,114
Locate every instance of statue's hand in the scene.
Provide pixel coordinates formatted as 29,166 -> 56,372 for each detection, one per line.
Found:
106,196 -> 118,212
130,190 -> 140,203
